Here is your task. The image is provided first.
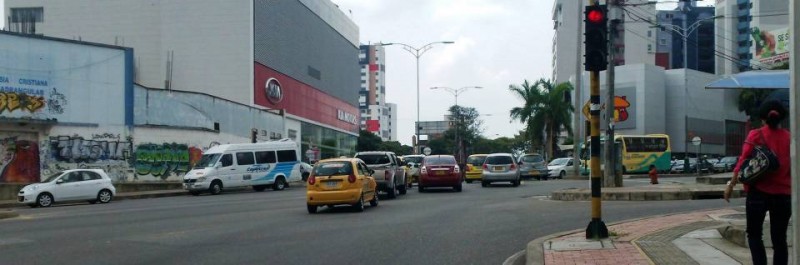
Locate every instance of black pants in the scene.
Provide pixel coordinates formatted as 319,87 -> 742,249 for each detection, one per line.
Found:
746,188 -> 792,265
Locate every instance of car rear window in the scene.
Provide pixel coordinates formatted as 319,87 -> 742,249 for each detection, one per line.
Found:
355,154 -> 391,165
485,156 -> 513,164
403,156 -> 424,164
521,155 -> 544,163
466,156 -> 486,165
423,156 -> 456,165
313,161 -> 353,176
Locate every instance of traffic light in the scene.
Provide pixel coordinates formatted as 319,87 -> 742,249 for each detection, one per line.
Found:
584,5 -> 608,71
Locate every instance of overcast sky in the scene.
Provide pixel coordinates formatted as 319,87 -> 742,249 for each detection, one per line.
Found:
0,1 -> 692,146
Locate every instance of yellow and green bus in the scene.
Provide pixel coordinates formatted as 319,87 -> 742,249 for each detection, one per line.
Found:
581,134 -> 672,174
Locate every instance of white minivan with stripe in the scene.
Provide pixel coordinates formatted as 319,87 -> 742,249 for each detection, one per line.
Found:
183,139 -> 302,195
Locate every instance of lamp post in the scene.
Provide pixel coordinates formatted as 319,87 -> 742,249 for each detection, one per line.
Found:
654,15 -> 722,168
380,41 -> 455,154
430,86 -> 482,165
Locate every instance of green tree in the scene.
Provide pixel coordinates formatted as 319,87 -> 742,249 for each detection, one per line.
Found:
379,141 -> 413,156
356,130 -> 382,152
737,89 -> 771,127
509,79 -> 574,160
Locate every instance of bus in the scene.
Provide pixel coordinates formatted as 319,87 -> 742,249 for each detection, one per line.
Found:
581,134 -> 672,174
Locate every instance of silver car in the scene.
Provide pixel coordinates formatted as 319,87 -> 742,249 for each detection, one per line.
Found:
481,153 -> 521,187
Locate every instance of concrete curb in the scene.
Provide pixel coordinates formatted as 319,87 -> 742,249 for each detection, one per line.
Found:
0,210 -> 19,220
550,186 -> 744,201
519,208 -> 730,265
115,190 -> 188,201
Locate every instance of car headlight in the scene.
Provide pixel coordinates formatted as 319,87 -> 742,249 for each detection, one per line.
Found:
197,177 -> 207,182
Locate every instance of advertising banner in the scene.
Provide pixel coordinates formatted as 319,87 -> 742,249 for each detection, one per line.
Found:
751,26 -> 790,69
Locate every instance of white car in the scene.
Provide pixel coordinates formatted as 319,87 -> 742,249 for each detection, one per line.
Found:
547,158 -> 575,179
18,169 -> 117,208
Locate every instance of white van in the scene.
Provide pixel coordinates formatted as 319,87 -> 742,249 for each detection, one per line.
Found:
183,139 -> 302,195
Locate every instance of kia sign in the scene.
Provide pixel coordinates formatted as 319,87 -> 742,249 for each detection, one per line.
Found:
265,78 -> 283,104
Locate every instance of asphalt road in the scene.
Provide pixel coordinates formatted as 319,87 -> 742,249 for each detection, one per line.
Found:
0,178 -> 744,265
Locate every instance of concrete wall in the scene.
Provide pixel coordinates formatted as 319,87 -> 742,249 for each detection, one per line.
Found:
5,0 -> 253,104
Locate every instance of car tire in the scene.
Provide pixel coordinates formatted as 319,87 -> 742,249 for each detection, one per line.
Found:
398,181 -> 407,195
369,191 -> 379,207
559,171 -> 566,179
418,185 -> 425,192
481,181 -> 489,187
387,184 -> 397,199
272,177 -> 287,191
189,190 -> 201,196
307,204 -> 317,214
253,185 -> 267,192
512,179 -> 521,187
352,194 -> 365,212
36,193 -> 53,207
454,184 -> 462,192
97,189 -> 113,204
209,180 -> 223,195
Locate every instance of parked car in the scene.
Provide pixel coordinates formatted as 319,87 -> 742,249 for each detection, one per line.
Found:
465,154 -> 488,183
518,153 -> 548,180
354,151 -> 407,199
18,169 -> 116,208
418,155 -> 462,192
547,158 -> 575,179
401,155 -> 425,184
306,158 -> 378,213
481,153 -> 521,187
713,156 -> 738,173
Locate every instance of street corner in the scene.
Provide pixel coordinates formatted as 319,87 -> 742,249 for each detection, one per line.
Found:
0,209 -> 20,220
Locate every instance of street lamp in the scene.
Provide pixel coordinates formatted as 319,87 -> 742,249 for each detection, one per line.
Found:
380,41 -> 455,154
430,86 -> 482,165
654,15 -> 722,171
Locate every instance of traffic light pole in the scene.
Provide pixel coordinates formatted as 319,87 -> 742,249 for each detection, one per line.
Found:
584,2 -> 608,240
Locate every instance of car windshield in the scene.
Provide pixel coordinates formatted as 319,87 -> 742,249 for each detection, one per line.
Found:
424,156 -> 456,165
486,156 -> 513,165
521,155 -> 544,163
403,156 -> 424,164
194,153 -> 222,169
466,155 -> 486,165
674,161 -> 685,166
721,157 -> 737,163
313,161 -> 353,176
548,158 -> 570,166
42,171 -> 63,183
355,154 -> 391,165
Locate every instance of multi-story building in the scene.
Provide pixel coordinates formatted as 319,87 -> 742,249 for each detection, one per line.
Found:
358,44 -> 397,141
550,0 -> 656,85
655,2 -> 715,74
715,0 -> 789,74
2,0 -> 362,187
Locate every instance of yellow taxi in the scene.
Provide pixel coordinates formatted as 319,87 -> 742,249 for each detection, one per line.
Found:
465,154 -> 488,183
306,158 -> 378,213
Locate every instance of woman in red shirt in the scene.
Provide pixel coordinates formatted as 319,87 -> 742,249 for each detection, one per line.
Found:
724,100 -> 790,265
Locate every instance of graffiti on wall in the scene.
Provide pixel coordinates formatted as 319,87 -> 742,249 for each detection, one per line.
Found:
47,88 -> 67,115
49,135 -> 131,163
0,134 -> 41,183
133,143 -> 203,180
0,92 -> 46,113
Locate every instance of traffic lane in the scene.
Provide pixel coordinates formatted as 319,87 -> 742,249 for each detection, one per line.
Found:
0,181 -> 740,265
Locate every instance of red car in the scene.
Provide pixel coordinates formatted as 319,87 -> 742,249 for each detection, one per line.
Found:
418,155 -> 462,192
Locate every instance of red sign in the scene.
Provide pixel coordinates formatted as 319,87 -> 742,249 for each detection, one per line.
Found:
254,63 -> 360,133
366,120 -> 380,132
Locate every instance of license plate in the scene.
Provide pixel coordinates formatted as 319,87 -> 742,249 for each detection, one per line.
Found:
494,166 -> 503,171
529,170 -> 537,175
183,183 -> 190,189
325,181 -> 338,188
435,171 -> 446,175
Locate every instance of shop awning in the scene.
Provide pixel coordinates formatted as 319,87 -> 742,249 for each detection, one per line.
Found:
705,70 -> 789,90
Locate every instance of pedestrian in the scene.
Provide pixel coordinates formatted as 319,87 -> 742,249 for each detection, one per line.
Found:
724,100 -> 791,265
648,164 -> 658,184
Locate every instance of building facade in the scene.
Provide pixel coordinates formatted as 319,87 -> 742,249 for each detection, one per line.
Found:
5,0 -> 362,164
714,0 -> 789,74
358,44 -> 397,141
655,3 -> 716,74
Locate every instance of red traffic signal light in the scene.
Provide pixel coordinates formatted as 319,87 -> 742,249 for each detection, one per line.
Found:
587,10 -> 604,24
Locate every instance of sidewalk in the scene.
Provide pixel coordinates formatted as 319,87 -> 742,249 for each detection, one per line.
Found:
0,189 -> 188,210
520,207 -> 791,265
551,173 -> 743,201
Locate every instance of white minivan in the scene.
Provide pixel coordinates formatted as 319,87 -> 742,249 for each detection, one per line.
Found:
183,140 -> 303,195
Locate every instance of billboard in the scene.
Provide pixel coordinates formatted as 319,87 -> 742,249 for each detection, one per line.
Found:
751,26 -> 790,69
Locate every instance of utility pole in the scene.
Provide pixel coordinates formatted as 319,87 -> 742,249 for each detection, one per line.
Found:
584,1 -> 609,239
789,0 -> 798,260
572,0 -> 583,178
603,0 -> 618,188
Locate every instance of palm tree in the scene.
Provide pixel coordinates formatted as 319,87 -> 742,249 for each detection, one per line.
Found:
509,79 -> 574,160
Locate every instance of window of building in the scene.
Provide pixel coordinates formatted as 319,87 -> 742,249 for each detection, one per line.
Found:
659,39 -> 666,45
647,30 -> 651,37
10,7 -> 44,34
